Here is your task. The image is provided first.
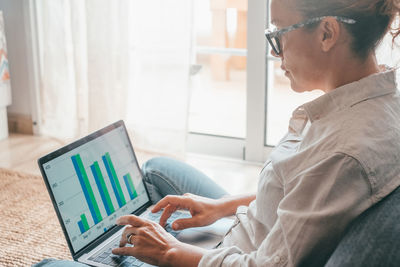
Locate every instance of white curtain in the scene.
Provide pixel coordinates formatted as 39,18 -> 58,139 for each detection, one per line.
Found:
377,18 -> 400,67
35,0 -> 193,157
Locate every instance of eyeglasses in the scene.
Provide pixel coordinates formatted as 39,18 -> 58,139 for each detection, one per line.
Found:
265,16 -> 357,55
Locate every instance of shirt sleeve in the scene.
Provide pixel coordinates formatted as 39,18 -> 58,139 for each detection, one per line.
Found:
198,153 -> 372,267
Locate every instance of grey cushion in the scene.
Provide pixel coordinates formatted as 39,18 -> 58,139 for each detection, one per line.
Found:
325,186 -> 400,267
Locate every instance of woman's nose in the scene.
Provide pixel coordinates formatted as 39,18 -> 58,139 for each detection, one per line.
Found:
270,49 -> 280,58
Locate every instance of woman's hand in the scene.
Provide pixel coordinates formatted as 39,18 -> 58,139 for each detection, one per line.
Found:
152,193 -> 226,230
112,215 -> 204,267
112,215 -> 179,266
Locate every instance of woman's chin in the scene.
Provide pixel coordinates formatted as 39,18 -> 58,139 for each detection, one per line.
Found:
288,80 -> 306,93
290,87 -> 306,93
288,78 -> 321,93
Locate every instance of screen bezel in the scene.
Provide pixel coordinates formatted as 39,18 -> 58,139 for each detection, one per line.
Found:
38,120 -> 152,259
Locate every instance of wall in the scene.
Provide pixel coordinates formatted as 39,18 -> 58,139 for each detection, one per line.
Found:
0,0 -> 34,133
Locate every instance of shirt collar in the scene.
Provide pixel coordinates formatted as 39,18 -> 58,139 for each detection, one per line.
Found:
302,67 -> 398,123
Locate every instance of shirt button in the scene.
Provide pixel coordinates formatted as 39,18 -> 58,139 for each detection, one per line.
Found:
274,256 -> 281,263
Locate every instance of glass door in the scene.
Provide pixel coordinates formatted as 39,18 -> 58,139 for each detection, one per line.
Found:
187,0 -> 248,158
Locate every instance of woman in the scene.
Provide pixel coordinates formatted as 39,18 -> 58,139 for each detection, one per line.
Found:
37,0 -> 400,266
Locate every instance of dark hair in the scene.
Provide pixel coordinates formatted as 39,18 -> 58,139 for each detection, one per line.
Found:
294,0 -> 400,59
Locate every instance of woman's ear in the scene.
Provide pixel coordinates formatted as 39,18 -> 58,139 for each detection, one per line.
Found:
318,17 -> 341,52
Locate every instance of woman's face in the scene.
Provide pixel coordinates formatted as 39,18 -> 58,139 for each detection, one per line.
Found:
270,0 -> 328,92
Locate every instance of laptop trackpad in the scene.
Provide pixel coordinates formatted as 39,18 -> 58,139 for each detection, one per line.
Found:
175,217 -> 233,249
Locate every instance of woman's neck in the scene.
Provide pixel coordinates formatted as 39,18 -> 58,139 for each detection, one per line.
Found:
324,53 -> 380,93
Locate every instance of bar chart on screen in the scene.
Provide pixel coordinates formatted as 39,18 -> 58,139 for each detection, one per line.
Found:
43,126 -> 149,252
72,152 -> 140,234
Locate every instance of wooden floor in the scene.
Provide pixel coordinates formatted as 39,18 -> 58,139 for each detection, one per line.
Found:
0,134 -> 261,195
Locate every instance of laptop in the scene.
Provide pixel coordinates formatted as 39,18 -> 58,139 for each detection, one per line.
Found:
38,120 -> 233,267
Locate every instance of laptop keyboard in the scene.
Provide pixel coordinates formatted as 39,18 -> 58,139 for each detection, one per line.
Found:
88,210 -> 190,266
88,241 -> 138,267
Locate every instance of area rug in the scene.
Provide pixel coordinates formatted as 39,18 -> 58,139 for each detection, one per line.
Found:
0,168 -> 71,266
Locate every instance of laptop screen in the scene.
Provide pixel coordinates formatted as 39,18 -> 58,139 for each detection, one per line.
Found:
40,122 -> 150,253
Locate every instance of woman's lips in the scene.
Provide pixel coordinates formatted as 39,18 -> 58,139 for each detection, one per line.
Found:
281,66 -> 289,76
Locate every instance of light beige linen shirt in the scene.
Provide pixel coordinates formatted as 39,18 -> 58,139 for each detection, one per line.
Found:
199,68 -> 400,267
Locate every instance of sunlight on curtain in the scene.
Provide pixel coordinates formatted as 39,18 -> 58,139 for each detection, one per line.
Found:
377,18 -> 400,67
35,0 -> 193,157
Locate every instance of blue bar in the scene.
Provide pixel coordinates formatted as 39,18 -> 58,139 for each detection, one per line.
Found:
102,155 -> 123,208
71,155 -> 99,224
78,220 -> 85,234
91,164 -> 112,216
123,175 -> 135,200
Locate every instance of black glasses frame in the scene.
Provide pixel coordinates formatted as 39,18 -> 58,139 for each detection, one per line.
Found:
265,16 -> 356,55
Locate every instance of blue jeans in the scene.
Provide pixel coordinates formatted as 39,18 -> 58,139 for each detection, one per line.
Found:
33,157 -> 227,267
142,157 -> 228,203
